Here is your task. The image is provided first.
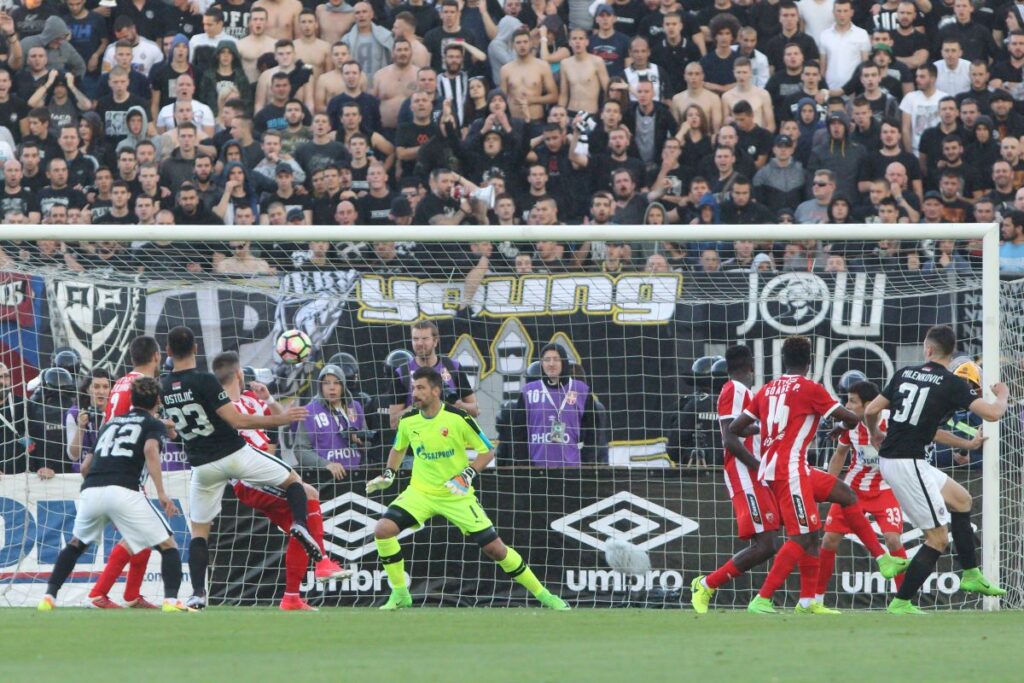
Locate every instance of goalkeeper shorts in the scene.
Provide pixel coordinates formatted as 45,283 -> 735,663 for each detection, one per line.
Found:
390,486 -> 494,536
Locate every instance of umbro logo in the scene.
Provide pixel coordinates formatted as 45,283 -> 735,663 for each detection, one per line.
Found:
550,492 -> 698,551
320,492 -> 419,560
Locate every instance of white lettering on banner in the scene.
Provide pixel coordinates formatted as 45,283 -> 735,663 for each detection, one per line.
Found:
0,473 -> 191,607
299,565 -> 410,593
565,569 -> 685,592
840,571 -> 960,595
357,274 -> 682,324
737,272 -> 886,336
0,279 -> 25,307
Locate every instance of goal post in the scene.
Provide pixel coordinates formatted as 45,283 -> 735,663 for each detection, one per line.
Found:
0,221 -> 1013,611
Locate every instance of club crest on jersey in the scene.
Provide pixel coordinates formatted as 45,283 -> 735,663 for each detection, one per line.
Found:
440,427 -> 449,437
565,390 -> 578,405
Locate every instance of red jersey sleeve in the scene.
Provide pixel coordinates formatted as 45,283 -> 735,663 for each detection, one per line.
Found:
743,386 -> 767,421
805,380 -> 842,418
717,381 -> 742,420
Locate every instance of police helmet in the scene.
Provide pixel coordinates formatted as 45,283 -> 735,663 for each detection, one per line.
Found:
327,352 -> 359,384
52,347 -> 81,377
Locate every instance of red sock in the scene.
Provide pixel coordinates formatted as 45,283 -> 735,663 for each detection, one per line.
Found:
122,548 -> 152,602
306,500 -> 326,555
758,540 -> 803,600
797,552 -> 819,599
706,559 -> 742,589
841,503 -> 886,557
892,546 -> 907,590
284,537 -> 307,594
816,548 -> 837,597
90,544 -> 131,599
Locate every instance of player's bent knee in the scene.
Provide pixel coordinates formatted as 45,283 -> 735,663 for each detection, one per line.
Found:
374,518 -> 400,539
468,527 -> 500,549
157,537 -> 177,551
923,527 -> 949,550
821,532 -> 842,551
302,483 -> 319,501
280,470 -> 301,487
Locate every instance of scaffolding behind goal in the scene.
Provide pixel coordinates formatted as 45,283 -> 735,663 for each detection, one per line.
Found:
0,222 -> 1017,611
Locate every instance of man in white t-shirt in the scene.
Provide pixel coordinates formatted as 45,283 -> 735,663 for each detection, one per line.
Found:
900,63 -> 948,154
934,37 -> 971,96
819,0 -> 870,88
102,16 -> 164,77
797,0 -> 836,42
155,74 -> 216,136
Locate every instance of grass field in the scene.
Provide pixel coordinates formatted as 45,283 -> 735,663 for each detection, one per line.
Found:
2,609 -> 1023,683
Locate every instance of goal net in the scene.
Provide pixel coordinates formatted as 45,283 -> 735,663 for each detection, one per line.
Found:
0,224 -> 1017,611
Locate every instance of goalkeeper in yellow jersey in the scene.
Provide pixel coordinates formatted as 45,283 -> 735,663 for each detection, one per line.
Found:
366,366 -> 570,611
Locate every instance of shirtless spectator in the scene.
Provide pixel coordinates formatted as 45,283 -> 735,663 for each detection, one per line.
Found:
392,12 -> 431,68
316,0 -> 356,45
238,7 -> 277,81
500,28 -> 558,126
671,62 -> 723,133
721,57 -> 774,131
294,9 -> 331,75
372,39 -> 419,131
255,39 -> 314,113
559,28 -> 609,116
253,0 -> 304,40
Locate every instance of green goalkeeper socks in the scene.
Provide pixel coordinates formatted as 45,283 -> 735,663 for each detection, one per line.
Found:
498,547 -> 544,597
375,537 -> 408,591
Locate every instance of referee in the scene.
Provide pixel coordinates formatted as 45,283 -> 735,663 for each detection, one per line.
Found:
866,325 -> 1009,614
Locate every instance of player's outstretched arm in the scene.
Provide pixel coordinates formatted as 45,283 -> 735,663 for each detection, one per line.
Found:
831,405 -> 860,431
144,438 -> 179,518
969,382 -> 1010,422
864,395 -> 890,448
724,414 -> 761,470
217,403 -> 307,430
934,428 -> 986,452
367,447 -> 404,493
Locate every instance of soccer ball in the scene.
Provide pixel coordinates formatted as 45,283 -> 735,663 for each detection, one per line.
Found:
276,329 -> 312,364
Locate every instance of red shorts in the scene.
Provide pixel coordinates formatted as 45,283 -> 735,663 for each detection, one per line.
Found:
730,481 -> 781,539
826,488 -> 903,535
767,469 -> 837,535
233,481 -> 293,532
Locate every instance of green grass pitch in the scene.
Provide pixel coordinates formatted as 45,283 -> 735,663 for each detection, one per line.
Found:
3,609 -> 1023,682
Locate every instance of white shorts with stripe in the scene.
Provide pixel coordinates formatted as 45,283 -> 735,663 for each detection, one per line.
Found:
190,444 -> 292,523
878,457 -> 950,530
73,486 -> 172,554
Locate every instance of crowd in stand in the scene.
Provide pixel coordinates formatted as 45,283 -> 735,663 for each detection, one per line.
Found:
0,0 -> 1023,273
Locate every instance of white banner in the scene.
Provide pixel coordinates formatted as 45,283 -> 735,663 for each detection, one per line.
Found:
0,473 -> 191,608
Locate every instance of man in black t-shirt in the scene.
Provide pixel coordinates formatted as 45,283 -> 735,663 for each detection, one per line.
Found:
93,181 -> 136,225
0,160 -> 41,222
160,327 -> 315,609
37,377 -> 190,612
38,157 -> 88,218
867,325 -> 1009,613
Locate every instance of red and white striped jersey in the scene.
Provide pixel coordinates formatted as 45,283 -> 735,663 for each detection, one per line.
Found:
717,378 -> 762,497
104,370 -> 144,423
744,375 -> 842,482
839,411 -> 890,493
234,391 -> 272,452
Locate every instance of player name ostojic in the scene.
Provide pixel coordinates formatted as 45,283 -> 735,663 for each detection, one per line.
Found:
162,389 -> 195,404
901,370 -> 944,386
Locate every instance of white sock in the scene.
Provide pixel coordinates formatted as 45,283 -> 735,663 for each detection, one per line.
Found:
700,577 -> 710,590
815,594 -> 825,604
798,597 -> 813,608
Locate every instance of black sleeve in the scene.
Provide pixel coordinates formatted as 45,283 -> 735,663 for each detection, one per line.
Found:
142,415 -> 168,444
881,372 -> 901,402
951,376 -> 979,412
200,372 -> 231,411
452,366 -> 474,400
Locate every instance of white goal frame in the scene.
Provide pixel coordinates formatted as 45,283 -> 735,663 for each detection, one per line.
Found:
6,221 -> 1003,610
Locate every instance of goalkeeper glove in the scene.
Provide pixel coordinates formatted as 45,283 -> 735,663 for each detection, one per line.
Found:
445,467 -> 477,496
366,468 -> 396,494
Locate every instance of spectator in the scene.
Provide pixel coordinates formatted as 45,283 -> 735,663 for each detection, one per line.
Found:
294,364 -> 367,476
1000,210 -> 1024,273
796,168 -> 835,223
25,367 -> 77,478
21,17 -> 86,79
501,343 -> 604,466
216,240 -> 276,275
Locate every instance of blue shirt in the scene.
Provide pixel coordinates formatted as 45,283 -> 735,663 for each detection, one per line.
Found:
1000,242 -> 1024,273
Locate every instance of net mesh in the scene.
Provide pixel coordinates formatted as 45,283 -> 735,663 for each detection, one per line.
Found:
0,233 -> 1017,610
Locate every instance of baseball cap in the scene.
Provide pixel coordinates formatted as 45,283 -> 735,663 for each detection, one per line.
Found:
827,111 -> 849,125
594,3 -> 615,15
390,196 -> 412,218
871,43 -> 893,56
275,161 -> 294,175
991,89 -> 1014,103
286,207 -> 304,222
774,134 -> 795,147
923,191 -> 943,202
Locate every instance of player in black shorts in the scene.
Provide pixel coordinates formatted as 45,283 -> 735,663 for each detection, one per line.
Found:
159,326 -> 312,609
38,377 -> 191,612
865,325 -> 1009,614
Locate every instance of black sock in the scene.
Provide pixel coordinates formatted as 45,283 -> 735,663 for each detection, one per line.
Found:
47,542 -> 86,597
285,482 -> 308,527
160,546 -> 183,600
950,511 -> 978,570
896,545 -> 942,600
188,537 -> 209,597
